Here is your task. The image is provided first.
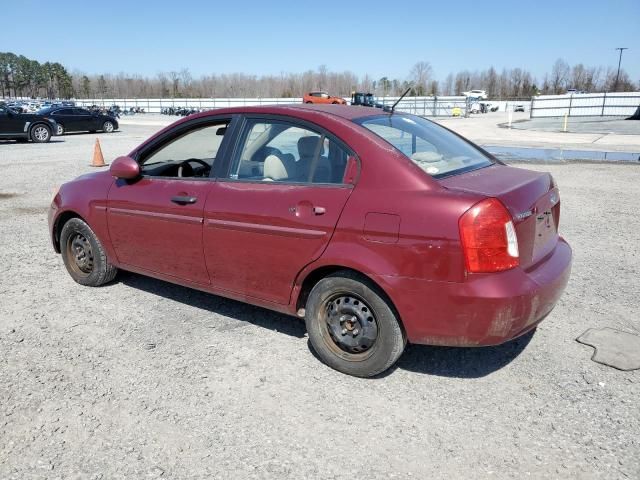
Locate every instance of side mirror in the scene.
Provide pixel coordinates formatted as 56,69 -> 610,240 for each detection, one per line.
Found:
110,155 -> 140,180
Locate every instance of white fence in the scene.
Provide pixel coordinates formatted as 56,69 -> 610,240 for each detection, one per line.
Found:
530,92 -> 640,118
73,96 -> 474,116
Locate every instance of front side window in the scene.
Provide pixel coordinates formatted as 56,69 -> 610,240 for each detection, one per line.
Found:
139,122 -> 229,178
356,115 -> 493,178
228,119 -> 349,184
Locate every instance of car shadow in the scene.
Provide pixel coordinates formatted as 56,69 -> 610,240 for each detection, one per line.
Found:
390,330 -> 534,378
61,131 -> 121,136
0,139 -> 65,144
114,271 -> 533,378
115,271 -> 306,339
305,331 -> 533,379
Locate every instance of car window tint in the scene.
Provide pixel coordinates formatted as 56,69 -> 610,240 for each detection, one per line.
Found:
55,109 -> 73,115
228,120 -> 349,184
139,122 -> 229,178
357,115 -> 492,178
74,108 -> 90,115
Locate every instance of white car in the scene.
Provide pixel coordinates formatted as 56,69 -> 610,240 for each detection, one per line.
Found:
462,89 -> 487,99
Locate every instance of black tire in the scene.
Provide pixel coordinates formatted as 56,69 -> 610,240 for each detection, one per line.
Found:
305,271 -> 406,377
102,121 -> 115,133
305,101 -> 313,104
56,123 -> 65,136
60,218 -> 118,286
30,124 -> 51,143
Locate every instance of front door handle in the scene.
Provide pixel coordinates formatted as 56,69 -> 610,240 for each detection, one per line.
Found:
171,195 -> 197,205
313,206 -> 326,215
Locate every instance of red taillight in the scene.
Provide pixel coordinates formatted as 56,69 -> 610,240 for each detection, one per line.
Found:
459,198 -> 519,273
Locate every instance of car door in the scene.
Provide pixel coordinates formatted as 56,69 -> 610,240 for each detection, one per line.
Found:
72,108 -> 95,131
0,106 -> 16,136
52,108 -> 76,131
107,117 -> 235,285
203,116 -> 356,304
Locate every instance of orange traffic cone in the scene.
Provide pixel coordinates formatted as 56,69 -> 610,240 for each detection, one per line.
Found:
90,138 -> 107,167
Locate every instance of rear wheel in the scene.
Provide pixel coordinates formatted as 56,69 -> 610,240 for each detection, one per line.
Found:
305,101 -> 313,104
56,124 -> 65,135
30,124 -> 51,143
305,271 -> 406,377
102,121 -> 115,133
60,218 -> 117,286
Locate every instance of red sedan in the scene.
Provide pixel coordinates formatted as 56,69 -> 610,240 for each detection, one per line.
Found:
48,105 -> 572,377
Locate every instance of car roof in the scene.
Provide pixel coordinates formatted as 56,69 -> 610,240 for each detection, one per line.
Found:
191,104 -> 389,121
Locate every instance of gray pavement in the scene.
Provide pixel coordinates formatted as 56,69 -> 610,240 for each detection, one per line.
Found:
509,116 -> 640,135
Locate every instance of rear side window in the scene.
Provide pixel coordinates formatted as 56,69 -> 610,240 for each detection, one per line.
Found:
228,119 -> 350,184
356,115 -> 493,178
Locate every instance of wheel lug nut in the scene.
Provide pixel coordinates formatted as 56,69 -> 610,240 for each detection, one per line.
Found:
352,329 -> 359,336
341,328 -> 347,335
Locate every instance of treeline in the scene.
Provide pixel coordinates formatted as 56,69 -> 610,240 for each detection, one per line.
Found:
0,52 -> 73,98
2,52 -> 637,100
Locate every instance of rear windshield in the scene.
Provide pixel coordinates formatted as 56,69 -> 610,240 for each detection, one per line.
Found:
356,114 -> 493,178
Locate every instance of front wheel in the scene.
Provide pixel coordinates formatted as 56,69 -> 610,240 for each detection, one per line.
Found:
305,271 -> 406,377
60,218 -> 118,286
30,124 -> 51,143
102,121 -> 115,133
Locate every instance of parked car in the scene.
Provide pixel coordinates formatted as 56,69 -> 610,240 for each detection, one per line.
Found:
48,104 -> 572,377
514,104 -> 525,112
462,89 -> 488,99
37,106 -> 118,135
0,104 -> 59,142
303,92 -> 347,105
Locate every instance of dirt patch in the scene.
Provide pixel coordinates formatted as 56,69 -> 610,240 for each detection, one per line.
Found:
11,206 -> 47,215
0,192 -> 22,199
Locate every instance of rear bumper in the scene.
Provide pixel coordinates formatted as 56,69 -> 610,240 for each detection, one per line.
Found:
374,238 -> 572,346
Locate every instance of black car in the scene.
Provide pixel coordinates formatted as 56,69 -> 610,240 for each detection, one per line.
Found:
37,107 -> 118,135
0,104 -> 59,143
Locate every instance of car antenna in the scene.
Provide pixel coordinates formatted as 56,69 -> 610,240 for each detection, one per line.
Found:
389,86 -> 412,115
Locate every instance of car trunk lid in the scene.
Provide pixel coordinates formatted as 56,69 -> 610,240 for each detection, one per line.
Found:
440,164 -> 560,270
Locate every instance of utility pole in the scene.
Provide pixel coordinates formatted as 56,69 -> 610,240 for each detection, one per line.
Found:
614,47 -> 628,92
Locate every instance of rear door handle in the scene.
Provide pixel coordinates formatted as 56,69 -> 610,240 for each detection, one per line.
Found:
313,206 -> 326,215
171,195 -> 197,205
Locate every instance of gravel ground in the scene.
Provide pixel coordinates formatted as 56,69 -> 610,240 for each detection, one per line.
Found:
1,124 -> 639,479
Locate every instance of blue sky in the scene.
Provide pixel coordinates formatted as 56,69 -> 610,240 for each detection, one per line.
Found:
1,0 -> 638,82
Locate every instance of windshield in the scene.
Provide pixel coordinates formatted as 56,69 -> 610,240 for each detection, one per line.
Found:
356,114 -> 493,178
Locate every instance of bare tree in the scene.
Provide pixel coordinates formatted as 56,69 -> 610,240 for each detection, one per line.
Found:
410,61 -> 432,95
550,58 -> 570,94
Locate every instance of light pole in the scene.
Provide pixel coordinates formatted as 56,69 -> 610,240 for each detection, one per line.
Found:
614,47 -> 628,92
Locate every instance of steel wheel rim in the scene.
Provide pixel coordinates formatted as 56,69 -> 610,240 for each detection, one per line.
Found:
56,125 -> 63,135
66,233 -> 94,277
34,126 -> 48,141
104,122 -> 113,132
322,293 -> 379,358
